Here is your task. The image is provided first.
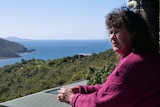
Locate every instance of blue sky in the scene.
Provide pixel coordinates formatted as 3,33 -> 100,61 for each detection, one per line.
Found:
0,0 -> 127,40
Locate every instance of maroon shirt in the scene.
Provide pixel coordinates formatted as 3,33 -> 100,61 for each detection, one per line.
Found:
71,52 -> 160,107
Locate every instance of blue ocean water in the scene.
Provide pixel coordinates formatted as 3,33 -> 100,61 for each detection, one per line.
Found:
0,39 -> 112,67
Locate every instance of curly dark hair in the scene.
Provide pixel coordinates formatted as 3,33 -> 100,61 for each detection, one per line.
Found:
106,7 -> 157,53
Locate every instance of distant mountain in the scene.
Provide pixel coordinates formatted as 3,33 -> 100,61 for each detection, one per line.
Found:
5,36 -> 28,41
0,38 -> 35,59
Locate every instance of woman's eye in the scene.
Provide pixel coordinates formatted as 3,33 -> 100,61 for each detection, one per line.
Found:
114,30 -> 121,35
109,30 -> 121,36
110,31 -> 113,34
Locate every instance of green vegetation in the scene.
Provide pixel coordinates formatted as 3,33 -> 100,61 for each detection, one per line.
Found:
0,38 -> 30,58
0,49 -> 118,102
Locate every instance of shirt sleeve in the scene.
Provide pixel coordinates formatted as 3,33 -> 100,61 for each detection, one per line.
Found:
78,84 -> 103,94
71,78 -> 130,107
71,69 -> 129,107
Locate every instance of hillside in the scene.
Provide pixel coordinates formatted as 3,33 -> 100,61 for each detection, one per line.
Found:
0,38 -> 33,58
0,49 -> 118,102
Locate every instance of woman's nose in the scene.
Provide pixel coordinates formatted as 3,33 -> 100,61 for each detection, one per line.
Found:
110,33 -> 116,40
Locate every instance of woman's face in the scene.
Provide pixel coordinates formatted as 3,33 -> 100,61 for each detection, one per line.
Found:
109,26 -> 133,55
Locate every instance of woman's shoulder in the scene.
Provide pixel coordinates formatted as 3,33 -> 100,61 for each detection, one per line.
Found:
120,52 -> 143,65
118,52 -> 160,70
122,52 -> 159,63
115,52 -> 160,83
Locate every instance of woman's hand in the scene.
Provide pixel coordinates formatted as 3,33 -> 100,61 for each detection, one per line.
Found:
69,86 -> 80,94
57,86 -> 79,104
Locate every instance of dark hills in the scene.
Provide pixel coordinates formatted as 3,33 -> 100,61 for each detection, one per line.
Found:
0,38 -> 35,58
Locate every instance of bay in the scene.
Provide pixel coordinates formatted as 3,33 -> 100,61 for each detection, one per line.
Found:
0,39 -> 112,67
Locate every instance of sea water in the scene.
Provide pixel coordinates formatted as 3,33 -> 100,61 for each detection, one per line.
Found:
0,39 -> 112,67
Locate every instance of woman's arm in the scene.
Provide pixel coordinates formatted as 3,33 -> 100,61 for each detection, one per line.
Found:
71,84 -> 129,107
59,64 -> 128,107
71,70 -> 128,107
78,83 -> 104,94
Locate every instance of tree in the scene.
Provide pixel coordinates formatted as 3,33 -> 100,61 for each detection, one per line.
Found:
86,61 -> 116,85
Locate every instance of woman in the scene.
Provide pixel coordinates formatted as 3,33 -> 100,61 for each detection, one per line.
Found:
57,7 -> 160,107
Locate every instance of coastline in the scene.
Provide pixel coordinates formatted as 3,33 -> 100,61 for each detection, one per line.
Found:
0,49 -> 36,60
0,50 -> 36,60
0,40 -> 111,67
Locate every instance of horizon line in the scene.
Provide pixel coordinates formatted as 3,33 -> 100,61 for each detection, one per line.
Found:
2,36 -> 110,41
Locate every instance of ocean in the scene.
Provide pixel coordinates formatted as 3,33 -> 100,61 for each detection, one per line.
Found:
0,39 -> 112,67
